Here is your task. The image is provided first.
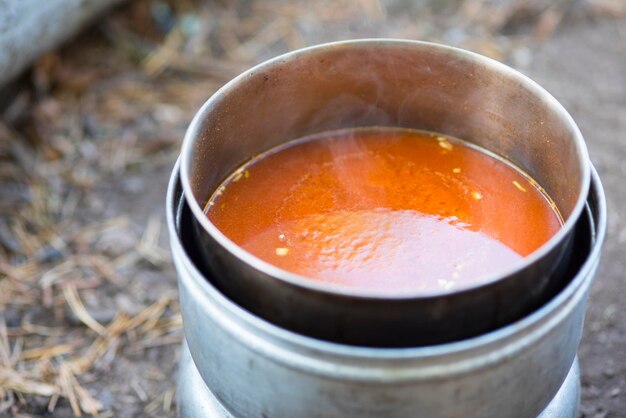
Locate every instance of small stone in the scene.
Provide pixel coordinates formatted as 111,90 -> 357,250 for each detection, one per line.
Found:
99,389 -> 114,409
511,47 -> 533,69
95,229 -> 136,257
122,176 -> 145,194
115,293 -> 141,316
4,306 -> 22,328
603,366 -> 615,378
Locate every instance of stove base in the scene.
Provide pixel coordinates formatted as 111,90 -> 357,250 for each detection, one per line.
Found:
177,341 -> 579,418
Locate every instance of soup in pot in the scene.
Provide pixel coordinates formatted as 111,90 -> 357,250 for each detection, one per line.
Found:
205,128 -> 562,294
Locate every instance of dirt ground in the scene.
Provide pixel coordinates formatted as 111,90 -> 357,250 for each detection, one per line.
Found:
531,18 -> 626,418
0,1 -> 624,417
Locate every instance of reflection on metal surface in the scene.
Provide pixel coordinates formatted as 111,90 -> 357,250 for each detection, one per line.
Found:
176,340 -> 580,418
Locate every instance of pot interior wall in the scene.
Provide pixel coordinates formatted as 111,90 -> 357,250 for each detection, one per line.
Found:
184,42 -> 585,220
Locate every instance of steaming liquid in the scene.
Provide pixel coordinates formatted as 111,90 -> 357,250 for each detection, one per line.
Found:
205,128 -> 562,294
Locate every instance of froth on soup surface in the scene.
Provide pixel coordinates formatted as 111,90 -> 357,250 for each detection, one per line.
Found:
205,128 -> 562,294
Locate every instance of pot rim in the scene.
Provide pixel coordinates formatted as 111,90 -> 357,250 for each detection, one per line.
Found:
180,38 -> 591,300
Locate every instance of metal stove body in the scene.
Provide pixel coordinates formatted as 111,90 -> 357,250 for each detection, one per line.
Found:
177,342 -> 581,418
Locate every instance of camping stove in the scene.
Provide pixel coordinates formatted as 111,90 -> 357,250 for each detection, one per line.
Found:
176,341 -> 581,418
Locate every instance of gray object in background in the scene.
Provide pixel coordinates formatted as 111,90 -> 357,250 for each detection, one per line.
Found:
0,0 -> 125,86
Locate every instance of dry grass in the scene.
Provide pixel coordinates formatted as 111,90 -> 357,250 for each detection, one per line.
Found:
0,0 -> 607,415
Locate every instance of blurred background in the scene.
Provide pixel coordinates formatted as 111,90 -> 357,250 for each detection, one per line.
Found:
0,0 -> 624,416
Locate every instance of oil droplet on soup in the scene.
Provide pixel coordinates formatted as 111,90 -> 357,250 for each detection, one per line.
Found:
205,128 -> 562,294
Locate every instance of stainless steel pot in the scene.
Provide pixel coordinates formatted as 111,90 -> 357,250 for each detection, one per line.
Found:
167,161 -> 606,418
179,40 -> 591,346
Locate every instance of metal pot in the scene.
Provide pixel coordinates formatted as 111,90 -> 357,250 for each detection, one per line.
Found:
167,161 -> 606,418
179,40 -> 591,346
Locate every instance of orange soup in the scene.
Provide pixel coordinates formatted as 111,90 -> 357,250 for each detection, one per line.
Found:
205,128 -> 562,294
